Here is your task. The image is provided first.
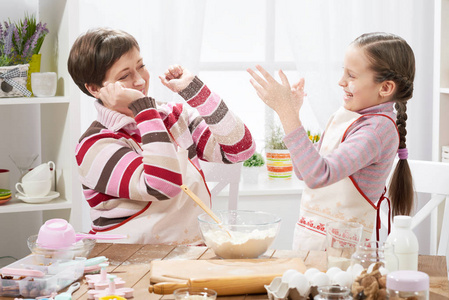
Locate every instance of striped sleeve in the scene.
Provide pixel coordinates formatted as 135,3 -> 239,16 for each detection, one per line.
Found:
178,77 -> 256,163
76,98 -> 185,205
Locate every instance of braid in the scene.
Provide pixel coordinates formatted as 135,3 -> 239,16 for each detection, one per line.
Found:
395,100 -> 408,149
381,70 -> 414,101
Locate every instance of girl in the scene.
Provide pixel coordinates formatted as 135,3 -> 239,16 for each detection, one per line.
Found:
247,32 -> 414,250
68,28 -> 255,245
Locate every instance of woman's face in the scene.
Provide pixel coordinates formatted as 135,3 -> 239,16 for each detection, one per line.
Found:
103,47 -> 150,96
338,45 -> 385,112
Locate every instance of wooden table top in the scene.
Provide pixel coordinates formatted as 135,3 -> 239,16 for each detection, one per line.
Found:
3,244 -> 448,299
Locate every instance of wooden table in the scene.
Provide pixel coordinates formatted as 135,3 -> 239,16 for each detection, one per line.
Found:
3,244 -> 448,299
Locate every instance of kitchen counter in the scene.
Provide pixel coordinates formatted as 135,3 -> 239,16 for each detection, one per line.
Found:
2,243 -> 445,300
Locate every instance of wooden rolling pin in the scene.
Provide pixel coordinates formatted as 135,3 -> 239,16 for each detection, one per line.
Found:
148,274 -> 277,295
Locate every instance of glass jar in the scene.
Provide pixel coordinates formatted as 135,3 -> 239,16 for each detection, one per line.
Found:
314,285 -> 352,300
350,241 -> 398,274
386,270 -> 429,300
350,241 -> 398,300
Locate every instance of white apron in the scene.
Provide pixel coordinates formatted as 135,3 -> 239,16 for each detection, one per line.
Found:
91,146 -> 211,245
293,107 -> 379,251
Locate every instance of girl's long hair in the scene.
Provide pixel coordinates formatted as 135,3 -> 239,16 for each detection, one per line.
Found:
353,32 -> 415,216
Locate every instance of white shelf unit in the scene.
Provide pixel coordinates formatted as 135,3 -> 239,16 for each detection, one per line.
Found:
433,0 -> 449,161
0,0 -> 84,260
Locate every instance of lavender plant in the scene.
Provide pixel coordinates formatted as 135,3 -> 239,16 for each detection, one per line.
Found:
0,22 -> 14,66
0,14 -> 48,66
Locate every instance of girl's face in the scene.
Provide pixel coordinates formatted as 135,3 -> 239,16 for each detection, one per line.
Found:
103,47 -> 150,96
338,45 -> 385,112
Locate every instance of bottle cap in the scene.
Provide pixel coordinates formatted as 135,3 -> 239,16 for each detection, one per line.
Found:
387,270 -> 429,292
393,215 -> 412,228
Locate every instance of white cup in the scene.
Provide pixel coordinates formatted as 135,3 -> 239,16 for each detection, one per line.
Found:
16,179 -> 51,198
31,72 -> 57,97
22,161 -> 55,182
0,169 -> 10,190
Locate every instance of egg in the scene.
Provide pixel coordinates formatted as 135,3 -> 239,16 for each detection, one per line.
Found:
288,273 -> 310,296
331,270 -> 353,288
310,272 -> 330,287
282,269 -> 299,283
304,268 -> 320,281
326,266 -> 342,281
350,263 -> 364,279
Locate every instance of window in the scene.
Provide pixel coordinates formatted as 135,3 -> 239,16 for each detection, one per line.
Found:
198,0 -> 297,150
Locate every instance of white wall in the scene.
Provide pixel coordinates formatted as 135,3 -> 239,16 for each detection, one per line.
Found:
0,0 -> 45,266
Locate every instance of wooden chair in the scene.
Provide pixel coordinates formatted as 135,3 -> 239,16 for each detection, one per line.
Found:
199,161 -> 242,210
380,160 -> 449,275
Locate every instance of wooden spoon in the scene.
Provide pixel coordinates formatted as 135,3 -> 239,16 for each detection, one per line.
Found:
181,184 -> 232,238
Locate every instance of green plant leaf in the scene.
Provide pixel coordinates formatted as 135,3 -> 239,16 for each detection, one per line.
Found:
243,152 -> 265,167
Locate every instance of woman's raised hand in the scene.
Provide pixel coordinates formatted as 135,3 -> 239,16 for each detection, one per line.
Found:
159,65 -> 195,93
98,81 -> 144,117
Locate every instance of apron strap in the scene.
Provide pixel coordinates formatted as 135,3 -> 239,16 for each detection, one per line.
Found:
376,187 -> 391,241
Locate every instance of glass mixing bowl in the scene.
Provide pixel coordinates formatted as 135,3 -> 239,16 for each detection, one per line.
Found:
198,210 -> 281,259
27,234 -> 96,259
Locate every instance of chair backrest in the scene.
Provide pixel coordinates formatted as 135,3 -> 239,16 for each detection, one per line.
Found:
199,161 -> 242,210
381,160 -> 449,258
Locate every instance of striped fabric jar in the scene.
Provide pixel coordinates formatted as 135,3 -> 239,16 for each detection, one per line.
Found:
266,149 -> 293,179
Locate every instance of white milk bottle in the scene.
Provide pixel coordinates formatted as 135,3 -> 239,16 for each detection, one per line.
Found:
385,215 -> 419,271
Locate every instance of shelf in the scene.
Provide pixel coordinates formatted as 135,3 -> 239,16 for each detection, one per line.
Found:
440,88 -> 449,94
0,197 -> 72,214
0,96 -> 69,105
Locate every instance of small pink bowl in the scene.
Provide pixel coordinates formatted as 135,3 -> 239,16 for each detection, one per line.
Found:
36,218 -> 76,249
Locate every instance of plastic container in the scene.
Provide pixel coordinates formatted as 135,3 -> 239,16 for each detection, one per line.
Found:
313,285 -> 352,299
0,254 -> 85,297
386,270 -> 429,299
385,216 -> 419,271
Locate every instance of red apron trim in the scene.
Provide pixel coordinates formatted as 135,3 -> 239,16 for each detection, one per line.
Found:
341,113 -> 400,147
375,187 -> 391,241
348,176 -> 377,209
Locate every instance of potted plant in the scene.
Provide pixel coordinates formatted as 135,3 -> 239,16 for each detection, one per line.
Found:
0,14 -> 49,96
265,124 -> 293,179
242,152 -> 265,184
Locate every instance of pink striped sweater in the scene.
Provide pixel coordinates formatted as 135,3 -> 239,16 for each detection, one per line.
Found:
76,77 -> 255,231
284,102 -> 399,204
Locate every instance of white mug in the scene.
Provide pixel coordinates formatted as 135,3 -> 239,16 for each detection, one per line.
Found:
0,169 -> 10,190
31,72 -> 57,97
22,161 -> 55,182
16,179 -> 51,198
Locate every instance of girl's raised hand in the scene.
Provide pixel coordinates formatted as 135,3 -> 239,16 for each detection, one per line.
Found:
247,65 -> 306,118
159,65 -> 195,93
98,81 -> 144,117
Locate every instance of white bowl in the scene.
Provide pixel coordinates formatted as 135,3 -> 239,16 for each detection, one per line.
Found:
198,210 -> 281,259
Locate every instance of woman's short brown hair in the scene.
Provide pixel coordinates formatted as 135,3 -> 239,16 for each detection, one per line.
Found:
68,28 -> 139,97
